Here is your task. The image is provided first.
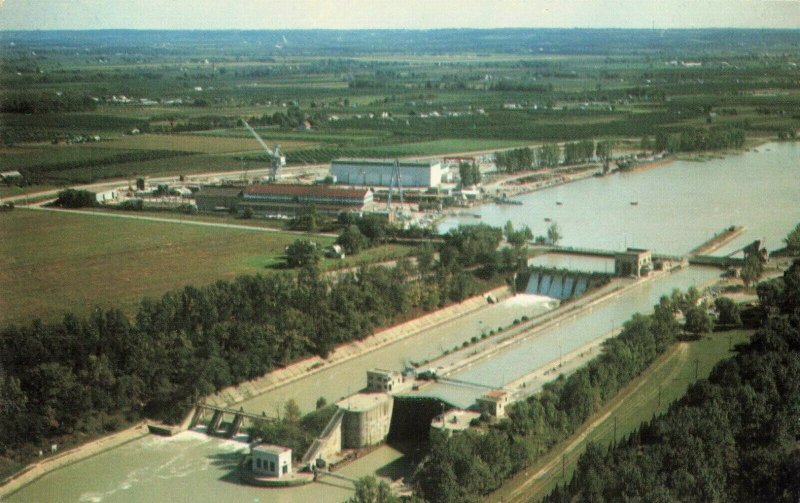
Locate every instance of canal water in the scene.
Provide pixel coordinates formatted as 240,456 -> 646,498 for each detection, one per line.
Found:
9,142 -> 797,502
414,266 -> 721,408
440,142 -> 800,256
6,432 -> 407,503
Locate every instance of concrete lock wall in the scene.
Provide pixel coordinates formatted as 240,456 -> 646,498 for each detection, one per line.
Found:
388,396 -> 448,443
319,417 -> 342,461
341,399 -> 394,449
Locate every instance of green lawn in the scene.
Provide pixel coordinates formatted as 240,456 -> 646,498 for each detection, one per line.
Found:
488,329 -> 753,503
0,209 -> 329,325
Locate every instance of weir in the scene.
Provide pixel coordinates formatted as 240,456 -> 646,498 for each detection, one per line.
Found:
518,267 -> 609,299
191,403 -> 276,437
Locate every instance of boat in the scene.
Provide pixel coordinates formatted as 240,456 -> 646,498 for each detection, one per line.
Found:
544,217 -> 551,222
556,201 -> 563,206
630,201 -> 639,206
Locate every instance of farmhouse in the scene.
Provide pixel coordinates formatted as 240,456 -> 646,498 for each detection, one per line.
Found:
331,158 -> 442,188
0,170 -> 23,183
239,184 -> 373,217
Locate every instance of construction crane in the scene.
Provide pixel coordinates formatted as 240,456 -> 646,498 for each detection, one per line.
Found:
242,119 -> 286,182
386,158 -> 405,216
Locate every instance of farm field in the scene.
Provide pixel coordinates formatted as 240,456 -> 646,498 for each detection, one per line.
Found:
487,329 -> 754,503
82,133 -> 319,154
0,209 -> 334,325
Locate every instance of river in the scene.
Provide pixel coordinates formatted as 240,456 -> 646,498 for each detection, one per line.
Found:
440,142 -> 800,256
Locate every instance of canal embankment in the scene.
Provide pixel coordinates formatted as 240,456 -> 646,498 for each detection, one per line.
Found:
205,284 -> 512,409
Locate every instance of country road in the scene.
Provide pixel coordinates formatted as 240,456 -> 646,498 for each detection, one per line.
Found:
21,204 -> 339,237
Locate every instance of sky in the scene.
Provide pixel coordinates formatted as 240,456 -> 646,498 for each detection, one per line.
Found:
0,0 -> 799,30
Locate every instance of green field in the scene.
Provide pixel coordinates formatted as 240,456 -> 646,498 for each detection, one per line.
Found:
488,329 -> 753,503
0,209 -> 334,325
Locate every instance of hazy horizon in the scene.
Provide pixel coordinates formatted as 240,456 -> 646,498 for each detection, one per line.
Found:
1,0 -> 799,31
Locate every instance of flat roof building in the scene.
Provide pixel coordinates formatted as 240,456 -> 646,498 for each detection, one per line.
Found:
251,444 -> 292,478
476,390 -> 510,418
366,369 -> 406,393
614,248 -> 652,278
331,159 -> 442,188
240,184 -> 373,217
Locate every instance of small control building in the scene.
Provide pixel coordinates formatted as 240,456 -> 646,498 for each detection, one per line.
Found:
614,248 -> 652,278
476,390 -> 510,418
366,369 -> 405,393
252,444 -> 292,478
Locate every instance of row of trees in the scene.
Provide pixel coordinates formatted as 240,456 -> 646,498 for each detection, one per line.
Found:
494,140 -> 612,172
458,161 -> 481,187
562,139 -> 595,165
413,286 -> 731,503
1,92 -> 98,114
543,260 -> 800,503
654,126 -> 746,152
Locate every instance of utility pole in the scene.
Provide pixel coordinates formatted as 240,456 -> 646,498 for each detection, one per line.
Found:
561,453 -> 566,479
694,359 -> 699,381
658,383 -> 662,408
613,415 -> 617,445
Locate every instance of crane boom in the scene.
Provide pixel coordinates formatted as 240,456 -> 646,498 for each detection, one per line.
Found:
242,119 -> 285,181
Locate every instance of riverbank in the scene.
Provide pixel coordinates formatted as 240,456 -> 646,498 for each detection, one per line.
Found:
205,284 -> 513,409
0,422 -> 149,498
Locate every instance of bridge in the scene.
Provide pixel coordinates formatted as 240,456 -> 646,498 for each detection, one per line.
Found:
436,376 -> 503,391
189,403 -> 276,438
548,245 -> 685,263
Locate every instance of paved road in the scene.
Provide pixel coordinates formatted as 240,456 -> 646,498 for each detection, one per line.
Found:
22,204 -> 338,237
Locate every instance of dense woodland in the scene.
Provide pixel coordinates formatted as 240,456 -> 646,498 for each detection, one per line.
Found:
0,224 -> 518,461
543,260 -> 800,503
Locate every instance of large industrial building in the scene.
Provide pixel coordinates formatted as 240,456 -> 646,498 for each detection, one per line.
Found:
240,184 -> 373,217
194,184 -> 374,217
330,158 -> 442,188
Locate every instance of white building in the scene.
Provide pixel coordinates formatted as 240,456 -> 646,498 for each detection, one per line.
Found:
330,159 -> 442,188
251,444 -> 292,478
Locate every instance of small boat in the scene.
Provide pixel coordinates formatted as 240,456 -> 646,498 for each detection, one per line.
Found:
473,214 -> 482,219
556,201 -> 563,206
544,217 -> 551,222
630,201 -> 639,206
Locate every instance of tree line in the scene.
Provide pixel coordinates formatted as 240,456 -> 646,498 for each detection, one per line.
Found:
0,92 -> 98,114
543,260 -> 800,503
413,284 -> 728,503
494,140 -> 611,173
654,126 -> 746,152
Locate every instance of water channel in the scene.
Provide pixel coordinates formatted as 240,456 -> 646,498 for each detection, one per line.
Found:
414,266 -> 721,408
8,142 -> 800,503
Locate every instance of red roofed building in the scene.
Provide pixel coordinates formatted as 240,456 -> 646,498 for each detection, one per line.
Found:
240,184 -> 373,217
